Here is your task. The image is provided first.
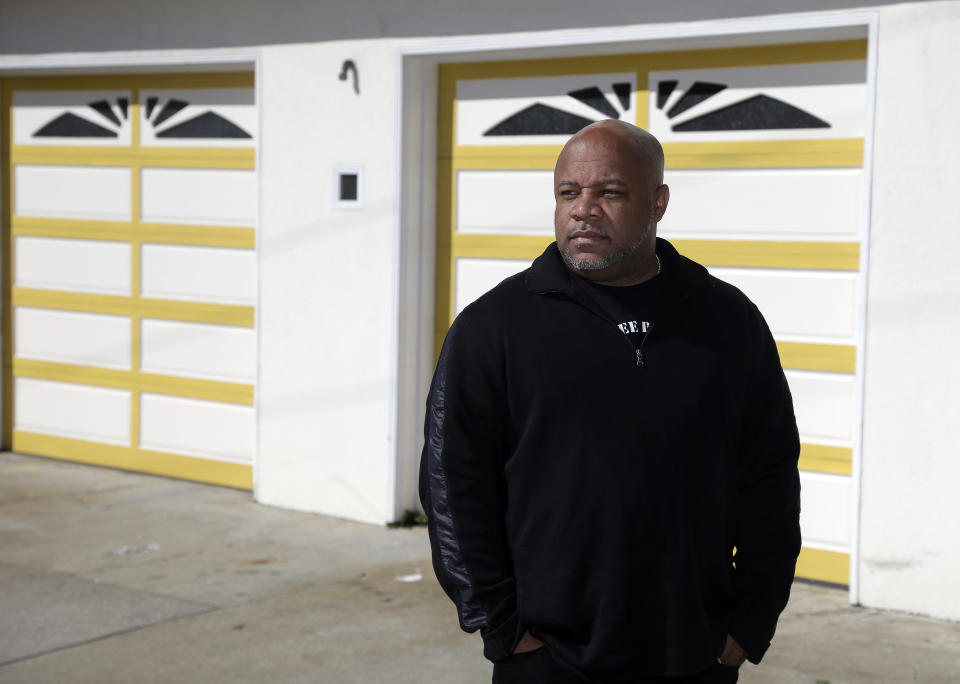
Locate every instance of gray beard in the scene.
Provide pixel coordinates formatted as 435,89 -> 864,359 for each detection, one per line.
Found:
560,217 -> 654,273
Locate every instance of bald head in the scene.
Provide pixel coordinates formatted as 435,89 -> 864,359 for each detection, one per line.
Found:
557,120 -> 665,189
552,119 -> 670,286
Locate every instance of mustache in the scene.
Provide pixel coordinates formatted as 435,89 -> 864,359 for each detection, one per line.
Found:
566,225 -> 606,238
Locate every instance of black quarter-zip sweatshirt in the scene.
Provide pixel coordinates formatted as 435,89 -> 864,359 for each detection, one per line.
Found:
420,239 -> 801,682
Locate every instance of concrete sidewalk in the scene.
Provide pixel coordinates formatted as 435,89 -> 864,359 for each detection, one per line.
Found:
1,452 -> 958,684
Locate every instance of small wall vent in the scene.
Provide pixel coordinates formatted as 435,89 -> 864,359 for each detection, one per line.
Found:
334,165 -> 362,208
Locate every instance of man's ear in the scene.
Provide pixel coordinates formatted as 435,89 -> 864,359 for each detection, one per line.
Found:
654,184 -> 670,222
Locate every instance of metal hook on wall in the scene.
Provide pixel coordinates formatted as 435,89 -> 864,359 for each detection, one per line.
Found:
339,60 -> 360,95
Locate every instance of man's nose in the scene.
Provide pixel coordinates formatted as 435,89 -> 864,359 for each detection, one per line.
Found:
571,192 -> 602,221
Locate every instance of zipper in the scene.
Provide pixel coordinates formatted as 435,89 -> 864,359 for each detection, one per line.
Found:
542,285 -> 677,370
553,288 -> 656,369
533,253 -> 716,371
636,322 -> 655,368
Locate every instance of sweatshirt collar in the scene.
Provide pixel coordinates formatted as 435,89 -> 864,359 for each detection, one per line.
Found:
525,237 -> 711,304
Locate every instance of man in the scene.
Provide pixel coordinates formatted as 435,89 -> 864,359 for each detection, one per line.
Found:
420,120 -> 800,683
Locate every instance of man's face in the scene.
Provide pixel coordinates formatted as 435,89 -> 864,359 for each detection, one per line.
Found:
553,128 -> 668,284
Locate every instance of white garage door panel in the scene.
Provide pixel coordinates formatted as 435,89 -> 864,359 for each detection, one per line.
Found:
140,319 -> 255,383
140,393 -> 254,464
16,237 -> 131,295
457,170 -> 555,236
659,169 -> 861,240
710,267 -> 857,343
786,370 -> 855,444
141,244 -> 256,305
456,168 -> 862,240
140,168 -> 256,226
14,165 -> 132,221
15,377 -> 131,445
800,471 -> 852,549
15,307 -> 131,370
455,257 -> 532,316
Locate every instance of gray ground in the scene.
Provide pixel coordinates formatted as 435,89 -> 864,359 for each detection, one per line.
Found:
1,451 -> 958,683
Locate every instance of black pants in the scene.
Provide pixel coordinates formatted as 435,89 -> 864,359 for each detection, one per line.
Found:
492,647 -> 739,684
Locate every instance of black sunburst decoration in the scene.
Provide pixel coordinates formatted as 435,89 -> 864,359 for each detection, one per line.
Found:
658,80 -> 830,131
145,97 -> 251,139
33,97 -> 252,140
483,82 -> 633,136
480,78 -> 831,137
33,99 -> 129,138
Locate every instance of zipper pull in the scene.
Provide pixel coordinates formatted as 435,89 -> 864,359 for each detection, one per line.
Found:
636,322 -> 654,369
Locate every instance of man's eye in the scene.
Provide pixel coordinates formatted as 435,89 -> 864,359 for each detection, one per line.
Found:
559,190 -> 579,197
602,189 -> 622,197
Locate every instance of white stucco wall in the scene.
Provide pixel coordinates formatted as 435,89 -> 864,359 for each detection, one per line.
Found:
858,0 -> 960,621
0,0 -> 912,54
255,40 -> 401,524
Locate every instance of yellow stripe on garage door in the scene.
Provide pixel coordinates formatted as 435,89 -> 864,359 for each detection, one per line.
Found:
776,342 -> 856,375
449,139 -> 864,169
443,234 -> 860,271
438,40 -> 867,85
10,145 -> 255,169
12,217 -> 255,248
14,359 -> 254,406
12,431 -> 253,490
6,72 -> 255,91
799,444 -> 853,476
797,546 -> 850,586
13,288 -> 255,327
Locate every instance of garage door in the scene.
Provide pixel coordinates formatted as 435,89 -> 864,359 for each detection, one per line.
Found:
436,39 -> 869,585
1,72 -> 256,489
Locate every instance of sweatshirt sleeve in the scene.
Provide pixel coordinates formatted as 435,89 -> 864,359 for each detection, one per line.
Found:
418,313 -> 522,662
728,305 -> 802,664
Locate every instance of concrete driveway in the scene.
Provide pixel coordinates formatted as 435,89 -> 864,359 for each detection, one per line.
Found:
1,452 -> 958,683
